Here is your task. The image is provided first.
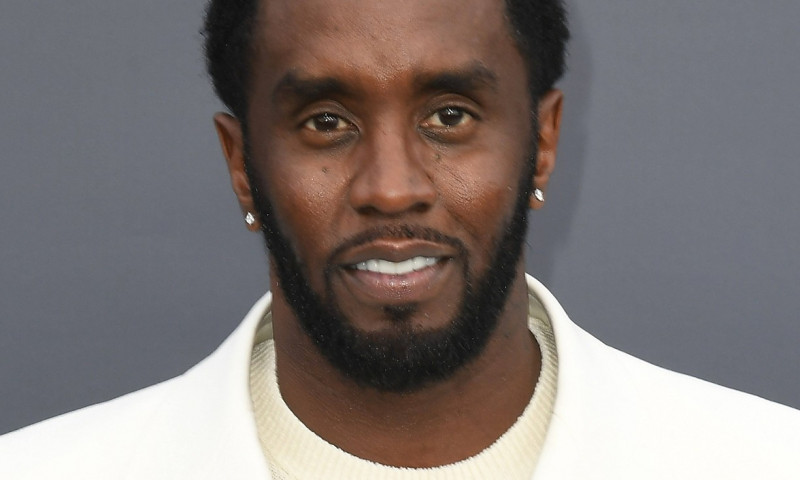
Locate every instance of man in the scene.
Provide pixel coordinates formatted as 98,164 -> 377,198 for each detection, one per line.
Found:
1,0 -> 799,478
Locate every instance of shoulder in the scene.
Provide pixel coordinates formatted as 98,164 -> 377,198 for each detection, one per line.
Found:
0,346 -> 267,479
563,301 -> 800,442
0,376 -> 183,476
0,293 -> 273,479
550,314 -> 800,477
527,275 -> 800,478
586,341 -> 800,477
602,339 -> 800,438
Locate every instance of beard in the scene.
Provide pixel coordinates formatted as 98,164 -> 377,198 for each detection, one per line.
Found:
246,142 -> 535,393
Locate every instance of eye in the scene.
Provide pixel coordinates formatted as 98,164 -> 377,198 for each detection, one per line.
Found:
303,112 -> 351,132
423,107 -> 474,128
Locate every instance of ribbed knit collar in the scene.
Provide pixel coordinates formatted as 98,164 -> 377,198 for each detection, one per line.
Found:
249,292 -> 558,480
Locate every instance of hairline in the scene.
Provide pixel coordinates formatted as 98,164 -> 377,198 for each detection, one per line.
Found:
232,0 -> 544,125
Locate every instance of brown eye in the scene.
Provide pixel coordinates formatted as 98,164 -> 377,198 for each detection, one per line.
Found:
436,107 -> 466,127
305,112 -> 348,132
423,107 -> 474,129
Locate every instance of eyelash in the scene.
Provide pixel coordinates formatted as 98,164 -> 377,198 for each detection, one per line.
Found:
303,112 -> 354,132
297,102 -> 480,148
424,106 -> 476,128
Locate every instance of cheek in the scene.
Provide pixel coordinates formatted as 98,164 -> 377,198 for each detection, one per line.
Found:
434,96 -> 532,219
255,144 -> 348,265
276,172 -> 339,232
432,145 -> 527,241
441,164 -> 516,213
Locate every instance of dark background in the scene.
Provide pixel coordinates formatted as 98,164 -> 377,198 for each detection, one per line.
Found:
2,0 -> 799,434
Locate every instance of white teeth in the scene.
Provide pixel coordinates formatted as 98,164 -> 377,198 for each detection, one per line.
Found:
354,256 -> 438,275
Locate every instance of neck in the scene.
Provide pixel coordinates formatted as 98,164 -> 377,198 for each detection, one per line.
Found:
270,271 -> 539,468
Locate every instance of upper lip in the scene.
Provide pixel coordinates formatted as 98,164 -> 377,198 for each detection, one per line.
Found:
333,239 -> 458,268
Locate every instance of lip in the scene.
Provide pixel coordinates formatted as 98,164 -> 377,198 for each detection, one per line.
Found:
334,239 -> 458,266
332,239 -> 458,306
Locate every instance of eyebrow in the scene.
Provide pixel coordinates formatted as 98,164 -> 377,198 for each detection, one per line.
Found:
271,71 -> 354,106
271,62 -> 499,106
413,63 -> 499,96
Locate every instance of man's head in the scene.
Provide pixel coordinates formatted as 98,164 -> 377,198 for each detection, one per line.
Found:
206,0 -> 568,392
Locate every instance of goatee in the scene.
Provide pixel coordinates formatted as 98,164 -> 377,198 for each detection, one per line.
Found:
245,138 -> 535,392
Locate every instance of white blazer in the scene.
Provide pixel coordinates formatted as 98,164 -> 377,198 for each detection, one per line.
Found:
2,275 -> 799,478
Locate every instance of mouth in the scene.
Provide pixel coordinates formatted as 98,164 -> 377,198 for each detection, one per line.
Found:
350,256 -> 441,275
332,239 -> 459,307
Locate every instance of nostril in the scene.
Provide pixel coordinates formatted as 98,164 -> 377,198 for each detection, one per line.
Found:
410,201 -> 433,214
355,204 -> 382,216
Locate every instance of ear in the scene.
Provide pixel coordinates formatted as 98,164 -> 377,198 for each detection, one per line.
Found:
214,113 -> 260,231
530,89 -> 564,210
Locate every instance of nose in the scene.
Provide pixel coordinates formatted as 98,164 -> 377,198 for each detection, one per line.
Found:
348,124 -> 437,216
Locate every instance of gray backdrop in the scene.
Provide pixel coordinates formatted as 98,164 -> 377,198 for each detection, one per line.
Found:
1,1 -> 798,435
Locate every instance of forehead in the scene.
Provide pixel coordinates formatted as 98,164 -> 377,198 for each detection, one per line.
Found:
251,0 -> 522,94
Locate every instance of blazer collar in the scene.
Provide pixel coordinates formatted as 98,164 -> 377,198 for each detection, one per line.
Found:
198,276 -> 596,478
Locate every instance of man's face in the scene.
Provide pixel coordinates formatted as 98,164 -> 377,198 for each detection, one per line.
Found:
240,0 -> 537,390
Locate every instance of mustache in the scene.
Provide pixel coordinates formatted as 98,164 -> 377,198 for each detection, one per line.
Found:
327,225 -> 468,264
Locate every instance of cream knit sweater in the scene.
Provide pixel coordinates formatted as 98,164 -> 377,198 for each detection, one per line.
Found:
249,293 -> 558,480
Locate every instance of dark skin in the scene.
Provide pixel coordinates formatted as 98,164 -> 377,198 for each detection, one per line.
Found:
214,0 -> 563,468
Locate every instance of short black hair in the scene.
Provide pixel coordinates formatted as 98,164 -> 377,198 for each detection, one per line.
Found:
203,0 -> 569,122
